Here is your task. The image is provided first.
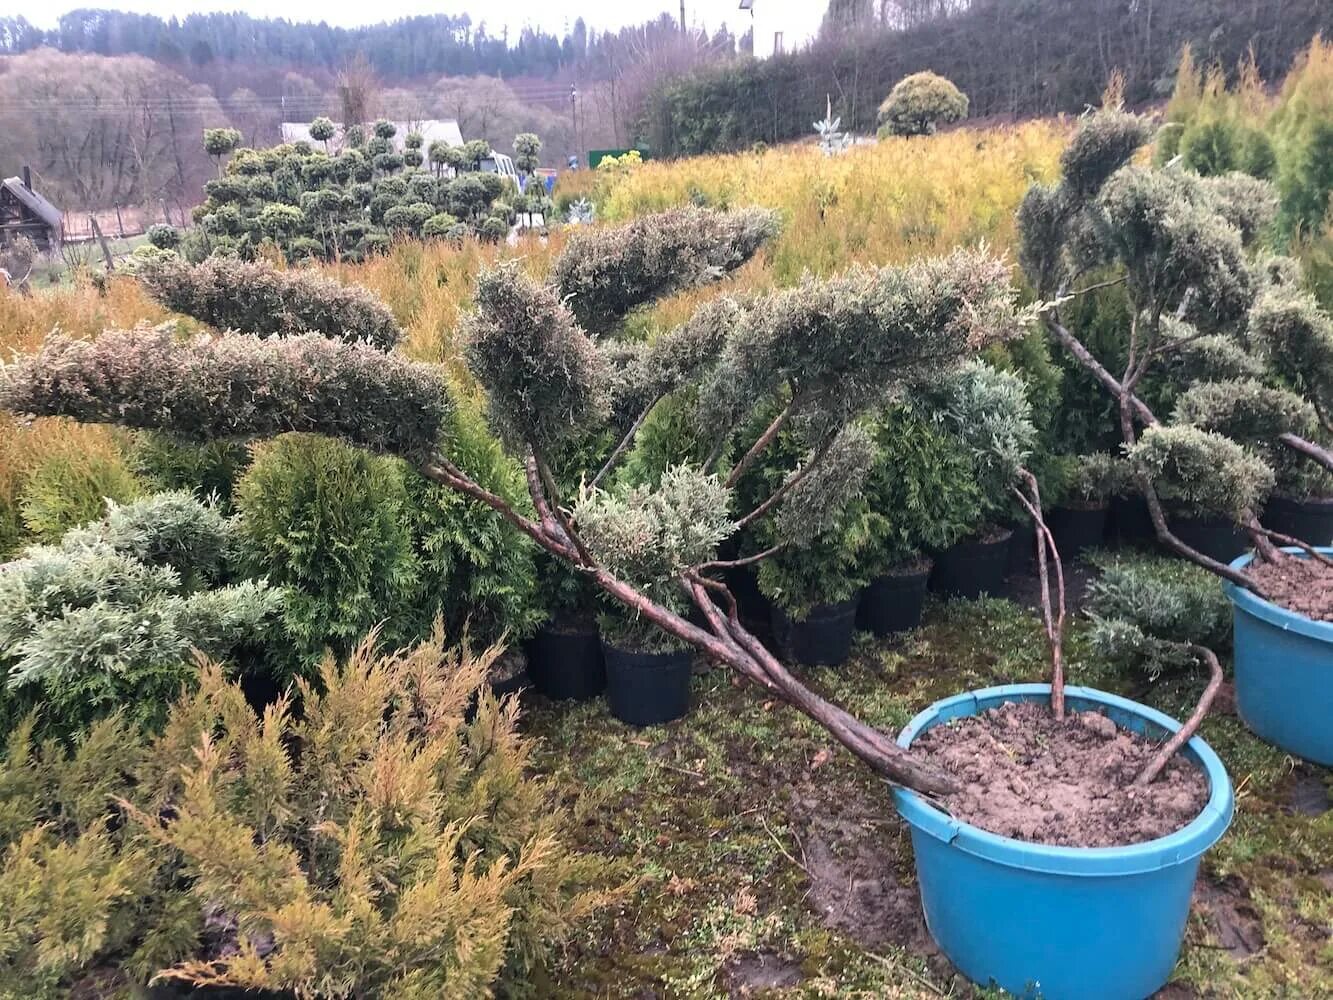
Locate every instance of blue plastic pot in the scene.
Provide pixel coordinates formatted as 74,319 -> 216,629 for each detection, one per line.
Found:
893,684 -> 1233,1000
1224,548 -> 1333,765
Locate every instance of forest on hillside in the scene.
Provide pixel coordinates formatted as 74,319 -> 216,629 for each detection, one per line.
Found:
647,0 -> 1333,154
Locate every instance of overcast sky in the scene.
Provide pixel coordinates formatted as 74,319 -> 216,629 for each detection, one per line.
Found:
24,2 -> 706,37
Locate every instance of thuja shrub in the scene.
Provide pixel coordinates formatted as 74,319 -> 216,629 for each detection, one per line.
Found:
0,631 -> 619,999
859,403 -> 983,574
0,492 -> 279,738
17,442 -> 143,544
407,405 -> 544,647
130,432 -> 252,509
235,434 -> 419,670
139,255 -> 403,348
1126,424 -> 1274,521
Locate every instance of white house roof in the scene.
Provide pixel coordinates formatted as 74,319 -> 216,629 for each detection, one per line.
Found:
280,119 -> 464,152
1,176 -> 61,229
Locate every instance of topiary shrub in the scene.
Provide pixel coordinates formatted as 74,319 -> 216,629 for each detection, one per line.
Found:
553,205 -> 780,333
0,629 -> 620,998
235,434 -> 420,671
0,492 -> 280,739
877,71 -> 969,137
138,256 -> 402,348
145,223 -> 180,250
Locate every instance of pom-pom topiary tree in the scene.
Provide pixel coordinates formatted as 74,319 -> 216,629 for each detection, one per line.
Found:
1017,108 -> 1333,760
877,71 -> 969,138
2,206 -> 1042,795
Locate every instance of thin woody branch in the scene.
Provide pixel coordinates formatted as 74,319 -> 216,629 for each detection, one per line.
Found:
1135,645 -> 1224,787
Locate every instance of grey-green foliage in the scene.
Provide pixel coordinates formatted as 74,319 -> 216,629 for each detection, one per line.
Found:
139,256 -> 402,349
698,250 -> 1022,433
1170,379 -> 1329,498
1086,551 -> 1231,678
1126,423 -> 1274,520
553,206 -> 781,333
1097,166 -> 1254,331
1058,111 -> 1152,200
775,423 -> 875,542
575,465 -> 734,650
917,360 -> 1037,516
0,327 -> 451,461
1247,283 -> 1333,418
0,493 -> 280,738
464,262 -> 610,454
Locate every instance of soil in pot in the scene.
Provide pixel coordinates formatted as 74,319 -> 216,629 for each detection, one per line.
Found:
772,597 -> 859,666
1048,503 -> 1108,561
857,562 -> 930,638
1167,513 -> 1249,565
910,701 -> 1208,846
1247,552 -> 1333,622
525,621 -> 605,701
603,643 -> 692,726
929,526 -> 1011,600
1263,495 -> 1333,547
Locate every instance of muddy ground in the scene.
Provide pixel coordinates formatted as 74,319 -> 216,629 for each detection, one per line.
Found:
522,588 -> 1333,999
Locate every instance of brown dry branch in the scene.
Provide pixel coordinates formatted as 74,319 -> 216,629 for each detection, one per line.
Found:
1135,645 -> 1225,787
1012,468 -> 1067,718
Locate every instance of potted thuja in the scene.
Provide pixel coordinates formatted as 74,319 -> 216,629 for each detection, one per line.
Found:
1019,108 -> 1333,764
858,401 -> 983,636
738,419 -> 875,666
924,361 -> 1038,599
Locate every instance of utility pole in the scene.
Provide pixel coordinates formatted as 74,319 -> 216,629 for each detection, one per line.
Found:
680,1 -> 687,35
570,83 -> 580,168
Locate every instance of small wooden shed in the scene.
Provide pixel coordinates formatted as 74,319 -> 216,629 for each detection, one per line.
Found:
1,168 -> 62,251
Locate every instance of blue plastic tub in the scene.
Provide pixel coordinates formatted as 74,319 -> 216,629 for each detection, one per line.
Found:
1224,548 -> 1333,765
893,684 -> 1233,1000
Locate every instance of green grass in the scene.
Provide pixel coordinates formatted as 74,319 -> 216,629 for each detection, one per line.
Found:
524,597 -> 1333,998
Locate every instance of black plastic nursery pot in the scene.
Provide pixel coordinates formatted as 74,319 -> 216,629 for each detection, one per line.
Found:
1048,503 -> 1108,561
1106,493 -> 1154,548
929,528 -> 1012,600
1263,495 -> 1333,547
525,623 -> 606,701
772,597 -> 860,666
602,642 -> 693,727
1006,519 -> 1036,576
857,563 -> 931,638
1167,513 -> 1249,565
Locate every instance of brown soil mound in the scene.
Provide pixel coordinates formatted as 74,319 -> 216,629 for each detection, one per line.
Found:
1246,553 -> 1333,622
910,701 -> 1209,848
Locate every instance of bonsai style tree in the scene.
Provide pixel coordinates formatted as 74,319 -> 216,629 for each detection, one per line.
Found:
308,115 -> 336,152
202,126 -> 242,175
1016,109 -> 1333,757
2,206 -> 1034,796
513,132 -> 542,180
877,71 -> 969,138
1018,109 -> 1333,587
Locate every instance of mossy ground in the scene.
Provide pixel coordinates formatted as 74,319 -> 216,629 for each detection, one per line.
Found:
524,595 -> 1332,999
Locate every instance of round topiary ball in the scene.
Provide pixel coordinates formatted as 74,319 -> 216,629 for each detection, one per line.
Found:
877,71 -> 969,138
